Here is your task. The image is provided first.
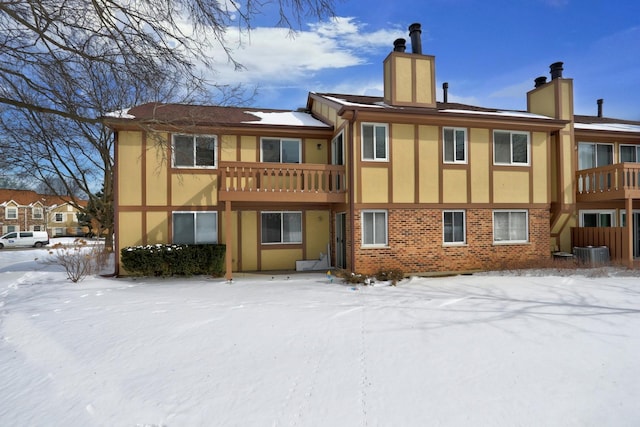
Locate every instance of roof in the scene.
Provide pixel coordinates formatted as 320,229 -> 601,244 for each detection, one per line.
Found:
311,93 -> 557,121
0,188 -> 87,207
574,115 -> 640,134
105,103 -> 331,129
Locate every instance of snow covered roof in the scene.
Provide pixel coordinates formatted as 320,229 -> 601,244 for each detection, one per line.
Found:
312,93 -> 558,121
438,109 -> 553,120
574,115 -> 640,134
104,103 -> 330,129
242,111 -> 329,127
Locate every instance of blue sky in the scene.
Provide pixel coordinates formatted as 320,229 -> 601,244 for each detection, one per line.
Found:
208,0 -> 640,120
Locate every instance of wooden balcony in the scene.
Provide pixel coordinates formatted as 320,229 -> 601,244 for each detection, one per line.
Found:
576,163 -> 640,202
218,161 -> 347,203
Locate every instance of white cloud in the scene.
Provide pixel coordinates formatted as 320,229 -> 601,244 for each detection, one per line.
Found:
199,17 -> 404,86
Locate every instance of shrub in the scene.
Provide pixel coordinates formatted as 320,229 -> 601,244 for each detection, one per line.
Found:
335,269 -> 368,284
47,239 -> 107,283
120,244 -> 225,277
375,269 -> 405,285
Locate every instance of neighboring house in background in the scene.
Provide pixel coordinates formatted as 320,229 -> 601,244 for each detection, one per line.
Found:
0,189 -> 88,237
105,24 -> 640,278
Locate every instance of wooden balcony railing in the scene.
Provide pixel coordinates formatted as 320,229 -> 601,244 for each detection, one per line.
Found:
576,163 -> 640,201
218,161 -> 347,203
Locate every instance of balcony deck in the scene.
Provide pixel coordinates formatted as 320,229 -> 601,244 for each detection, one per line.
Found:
219,162 -> 347,203
576,163 -> 640,202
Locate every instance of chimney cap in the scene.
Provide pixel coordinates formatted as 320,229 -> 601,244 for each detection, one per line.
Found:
534,76 -> 547,88
550,61 -> 564,79
408,23 -> 422,33
393,38 -> 406,52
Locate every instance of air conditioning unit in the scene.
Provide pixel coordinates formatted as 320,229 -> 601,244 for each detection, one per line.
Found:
572,246 -> 610,266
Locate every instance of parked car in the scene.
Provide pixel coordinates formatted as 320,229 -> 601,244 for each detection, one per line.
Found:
0,231 -> 50,249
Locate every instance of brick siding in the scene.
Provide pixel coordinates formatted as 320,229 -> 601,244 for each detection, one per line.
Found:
350,207 -> 550,274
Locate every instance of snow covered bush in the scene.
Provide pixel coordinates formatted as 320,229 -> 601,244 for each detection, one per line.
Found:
47,239 -> 106,283
120,244 -> 225,277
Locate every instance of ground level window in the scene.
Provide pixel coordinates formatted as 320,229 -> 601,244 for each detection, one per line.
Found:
362,210 -> 387,246
173,212 -> 218,244
580,210 -> 615,227
443,210 -> 465,244
493,210 -> 528,243
261,212 -> 302,244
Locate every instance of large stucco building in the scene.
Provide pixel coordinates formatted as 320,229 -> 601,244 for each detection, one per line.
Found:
105,24 -> 640,278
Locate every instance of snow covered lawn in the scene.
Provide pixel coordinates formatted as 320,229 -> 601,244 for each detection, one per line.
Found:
1,247 -> 639,426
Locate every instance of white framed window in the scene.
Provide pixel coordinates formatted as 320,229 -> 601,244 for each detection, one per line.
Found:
578,142 -> 613,170
5,206 -> 17,219
443,128 -> 467,163
580,210 -> 615,227
54,212 -> 64,222
261,211 -> 302,244
33,225 -> 42,231
172,134 -> 217,168
493,210 -> 528,243
620,145 -> 640,163
361,123 -> 388,161
54,227 -> 64,236
443,210 -> 466,244
32,207 -> 43,219
172,211 -> 218,244
494,131 -> 529,165
261,138 -> 301,163
362,210 -> 388,247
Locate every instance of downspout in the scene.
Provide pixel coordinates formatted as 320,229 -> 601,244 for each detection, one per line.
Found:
112,130 -> 120,277
626,197 -> 633,268
348,109 -> 359,272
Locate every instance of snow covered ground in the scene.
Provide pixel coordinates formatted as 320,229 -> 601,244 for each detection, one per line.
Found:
1,243 -> 640,427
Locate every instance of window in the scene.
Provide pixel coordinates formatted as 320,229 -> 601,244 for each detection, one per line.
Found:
580,210 -> 615,227
32,207 -> 43,219
620,145 -> 640,163
362,123 -> 388,161
6,206 -> 17,219
54,213 -> 64,222
261,212 -> 302,244
493,210 -> 528,243
494,131 -> 529,165
261,138 -> 301,163
33,226 -> 42,232
332,132 -> 344,166
578,142 -> 613,170
443,211 -> 466,244
362,210 -> 388,246
173,134 -> 217,168
172,212 -> 218,244
443,128 -> 467,163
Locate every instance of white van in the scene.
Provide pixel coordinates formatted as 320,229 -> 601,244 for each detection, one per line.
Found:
0,231 -> 50,249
